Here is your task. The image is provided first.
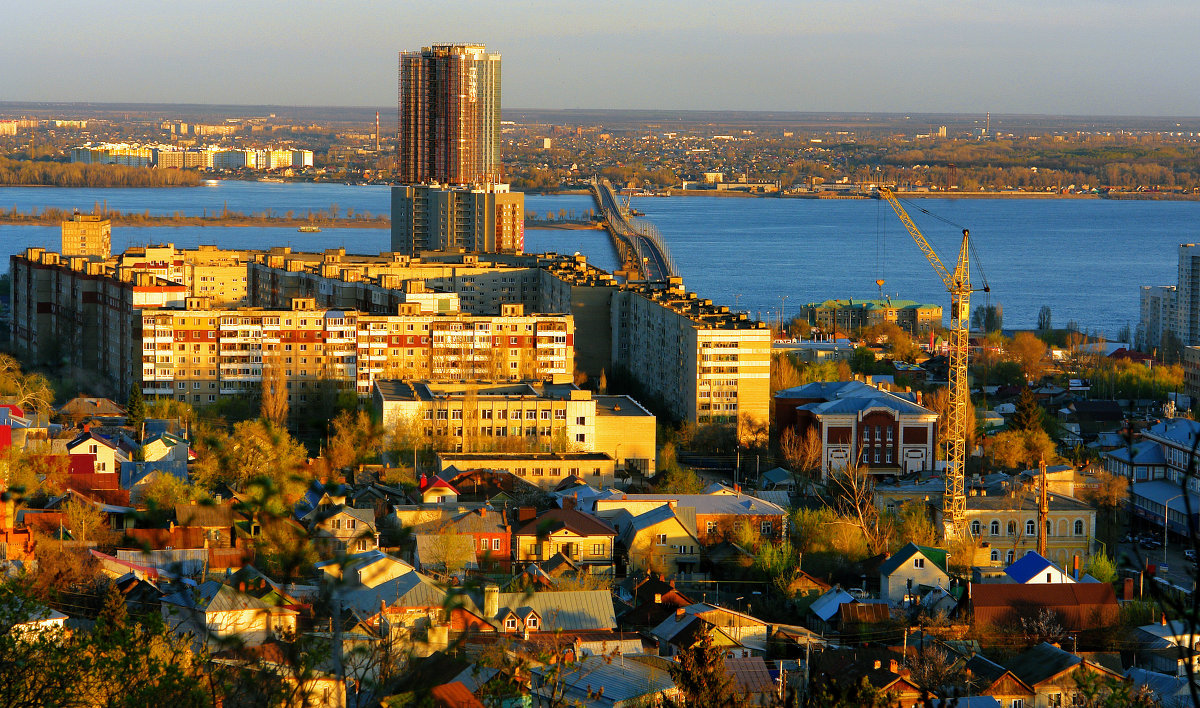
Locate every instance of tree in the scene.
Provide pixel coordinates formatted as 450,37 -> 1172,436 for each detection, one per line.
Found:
325,410 -> 384,472
127,382 -> 146,435
667,633 -> 745,708
1007,331 -> 1048,381
1010,387 -> 1045,432
779,426 -> 822,479
260,352 -> 289,429
825,464 -> 889,555
193,419 -> 309,493
1037,305 -> 1052,332
989,429 -> 1057,469
63,496 -> 107,545
0,354 -> 54,416
850,346 -> 877,374
770,352 -> 801,394
139,473 -> 208,510
653,463 -> 703,494
1085,554 -> 1117,584
905,645 -> 967,697
971,303 -> 1003,333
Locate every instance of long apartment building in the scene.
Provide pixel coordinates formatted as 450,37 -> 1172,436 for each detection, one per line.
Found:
10,248 -> 571,403
14,245 -> 767,428
251,250 -> 770,429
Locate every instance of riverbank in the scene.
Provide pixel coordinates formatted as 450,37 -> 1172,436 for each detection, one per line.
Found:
0,209 -> 389,229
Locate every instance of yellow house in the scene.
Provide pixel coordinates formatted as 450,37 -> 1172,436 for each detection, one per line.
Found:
512,508 -> 616,573
617,505 -> 702,577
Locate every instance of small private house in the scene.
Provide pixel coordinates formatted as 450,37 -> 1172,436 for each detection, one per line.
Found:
617,505 -> 702,577
161,580 -> 298,650
1004,642 -> 1123,708
512,508 -> 616,573
878,542 -> 950,606
304,505 -> 378,554
1005,551 -> 1076,584
418,475 -> 459,505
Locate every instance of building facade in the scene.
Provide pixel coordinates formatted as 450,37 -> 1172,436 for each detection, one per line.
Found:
61,213 -> 111,258
398,43 -> 501,185
774,380 -> 938,478
797,298 -> 943,336
390,182 -> 524,256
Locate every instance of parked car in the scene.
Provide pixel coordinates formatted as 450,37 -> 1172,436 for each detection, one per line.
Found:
846,588 -> 870,599
1185,549 -> 1196,562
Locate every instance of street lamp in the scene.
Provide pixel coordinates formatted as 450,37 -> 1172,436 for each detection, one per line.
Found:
779,295 -> 789,336
1164,493 -> 1185,567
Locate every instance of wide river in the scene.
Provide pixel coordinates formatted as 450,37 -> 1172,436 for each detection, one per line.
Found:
2,180 -> 1195,336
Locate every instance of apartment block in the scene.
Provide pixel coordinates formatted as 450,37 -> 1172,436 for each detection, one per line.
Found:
14,244 -> 767,429
390,182 -> 524,256
609,279 -> 771,430
61,213 -> 112,258
1138,244 -> 1200,352
139,300 -> 571,403
1139,285 -> 1178,352
11,248 -> 572,403
797,298 -> 943,336
118,244 -> 252,307
398,43 -> 501,185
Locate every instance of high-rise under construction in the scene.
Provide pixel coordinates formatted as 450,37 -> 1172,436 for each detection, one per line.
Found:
398,43 -> 501,185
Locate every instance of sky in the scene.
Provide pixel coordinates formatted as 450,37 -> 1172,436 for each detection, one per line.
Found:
4,1 -> 1199,116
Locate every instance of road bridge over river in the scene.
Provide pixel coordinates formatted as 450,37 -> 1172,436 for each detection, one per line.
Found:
588,177 -> 677,282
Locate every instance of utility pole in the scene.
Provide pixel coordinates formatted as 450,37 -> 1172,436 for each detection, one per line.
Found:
1037,458 -> 1048,557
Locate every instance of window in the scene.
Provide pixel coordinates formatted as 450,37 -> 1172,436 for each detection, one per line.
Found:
988,520 -> 1000,536
1009,700 -> 1024,708
575,433 -> 586,443
971,520 -> 981,536
1008,521 -> 1017,536
761,520 -> 772,535
707,521 -> 717,535
913,558 -> 925,569
480,539 -> 489,551
576,416 -> 587,426
493,538 -> 501,551
656,533 -> 667,546
1006,550 -> 1015,563
991,550 -> 999,562
1074,519 -> 1084,535
505,617 -> 517,630
592,543 -> 603,556
525,615 -> 539,630
1026,520 -> 1036,536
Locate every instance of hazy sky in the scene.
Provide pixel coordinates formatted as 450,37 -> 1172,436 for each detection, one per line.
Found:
5,1 -> 1198,115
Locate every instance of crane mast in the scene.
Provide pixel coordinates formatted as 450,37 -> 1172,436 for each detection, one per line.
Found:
879,187 -> 974,537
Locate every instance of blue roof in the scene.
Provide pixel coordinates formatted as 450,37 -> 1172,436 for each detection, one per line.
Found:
1131,480 -> 1200,515
1105,440 -> 1166,466
1004,551 -> 1060,584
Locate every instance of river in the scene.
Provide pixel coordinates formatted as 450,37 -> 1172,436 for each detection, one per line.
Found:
2,180 -> 1194,336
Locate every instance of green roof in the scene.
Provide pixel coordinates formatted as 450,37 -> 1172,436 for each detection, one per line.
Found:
878,542 -> 949,576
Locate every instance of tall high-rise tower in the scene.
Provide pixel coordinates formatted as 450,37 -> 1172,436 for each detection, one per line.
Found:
398,43 -> 501,185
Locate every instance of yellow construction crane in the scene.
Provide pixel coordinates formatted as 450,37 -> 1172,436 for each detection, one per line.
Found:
879,186 -> 987,538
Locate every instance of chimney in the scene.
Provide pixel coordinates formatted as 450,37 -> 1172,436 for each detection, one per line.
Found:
479,507 -> 487,519
484,583 -> 499,618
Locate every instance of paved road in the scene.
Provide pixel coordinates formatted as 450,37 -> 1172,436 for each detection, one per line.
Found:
1117,538 -> 1197,593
